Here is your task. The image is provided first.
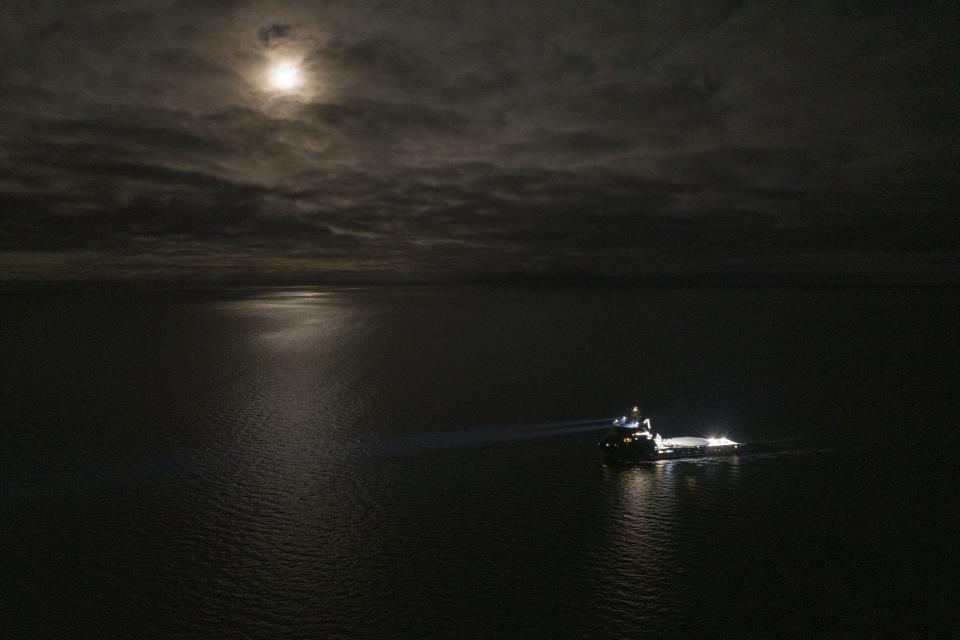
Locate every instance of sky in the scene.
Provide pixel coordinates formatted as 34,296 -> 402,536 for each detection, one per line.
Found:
0,0 -> 957,285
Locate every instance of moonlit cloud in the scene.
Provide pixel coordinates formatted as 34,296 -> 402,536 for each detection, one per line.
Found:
257,23 -> 292,48
0,0 -> 957,285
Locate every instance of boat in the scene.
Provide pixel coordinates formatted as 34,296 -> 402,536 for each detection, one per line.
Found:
599,406 -> 740,462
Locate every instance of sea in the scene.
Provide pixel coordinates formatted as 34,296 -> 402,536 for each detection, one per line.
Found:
2,286 -> 957,638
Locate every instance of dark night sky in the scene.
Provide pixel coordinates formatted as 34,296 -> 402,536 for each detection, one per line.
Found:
1,0 -> 957,284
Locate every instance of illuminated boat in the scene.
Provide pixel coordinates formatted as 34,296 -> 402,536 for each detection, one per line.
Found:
599,406 -> 740,462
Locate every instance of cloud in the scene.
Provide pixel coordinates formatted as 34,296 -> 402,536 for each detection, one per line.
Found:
0,0 -> 957,284
257,23 -> 292,48
302,98 -> 469,145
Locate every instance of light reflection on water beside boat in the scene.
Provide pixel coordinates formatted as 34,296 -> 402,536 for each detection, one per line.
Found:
590,456 -> 748,631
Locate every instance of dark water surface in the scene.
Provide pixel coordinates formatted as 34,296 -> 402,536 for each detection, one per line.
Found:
2,287 -> 957,637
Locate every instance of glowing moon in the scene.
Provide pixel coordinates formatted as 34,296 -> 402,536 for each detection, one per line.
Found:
268,61 -> 302,92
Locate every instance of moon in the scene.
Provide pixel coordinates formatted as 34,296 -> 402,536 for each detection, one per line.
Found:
267,60 -> 302,92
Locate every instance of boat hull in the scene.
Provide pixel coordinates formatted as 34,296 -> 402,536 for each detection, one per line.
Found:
603,443 -> 740,463
645,443 -> 739,460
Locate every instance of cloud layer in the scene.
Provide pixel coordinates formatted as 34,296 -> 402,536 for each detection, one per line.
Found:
1,0 -> 957,283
